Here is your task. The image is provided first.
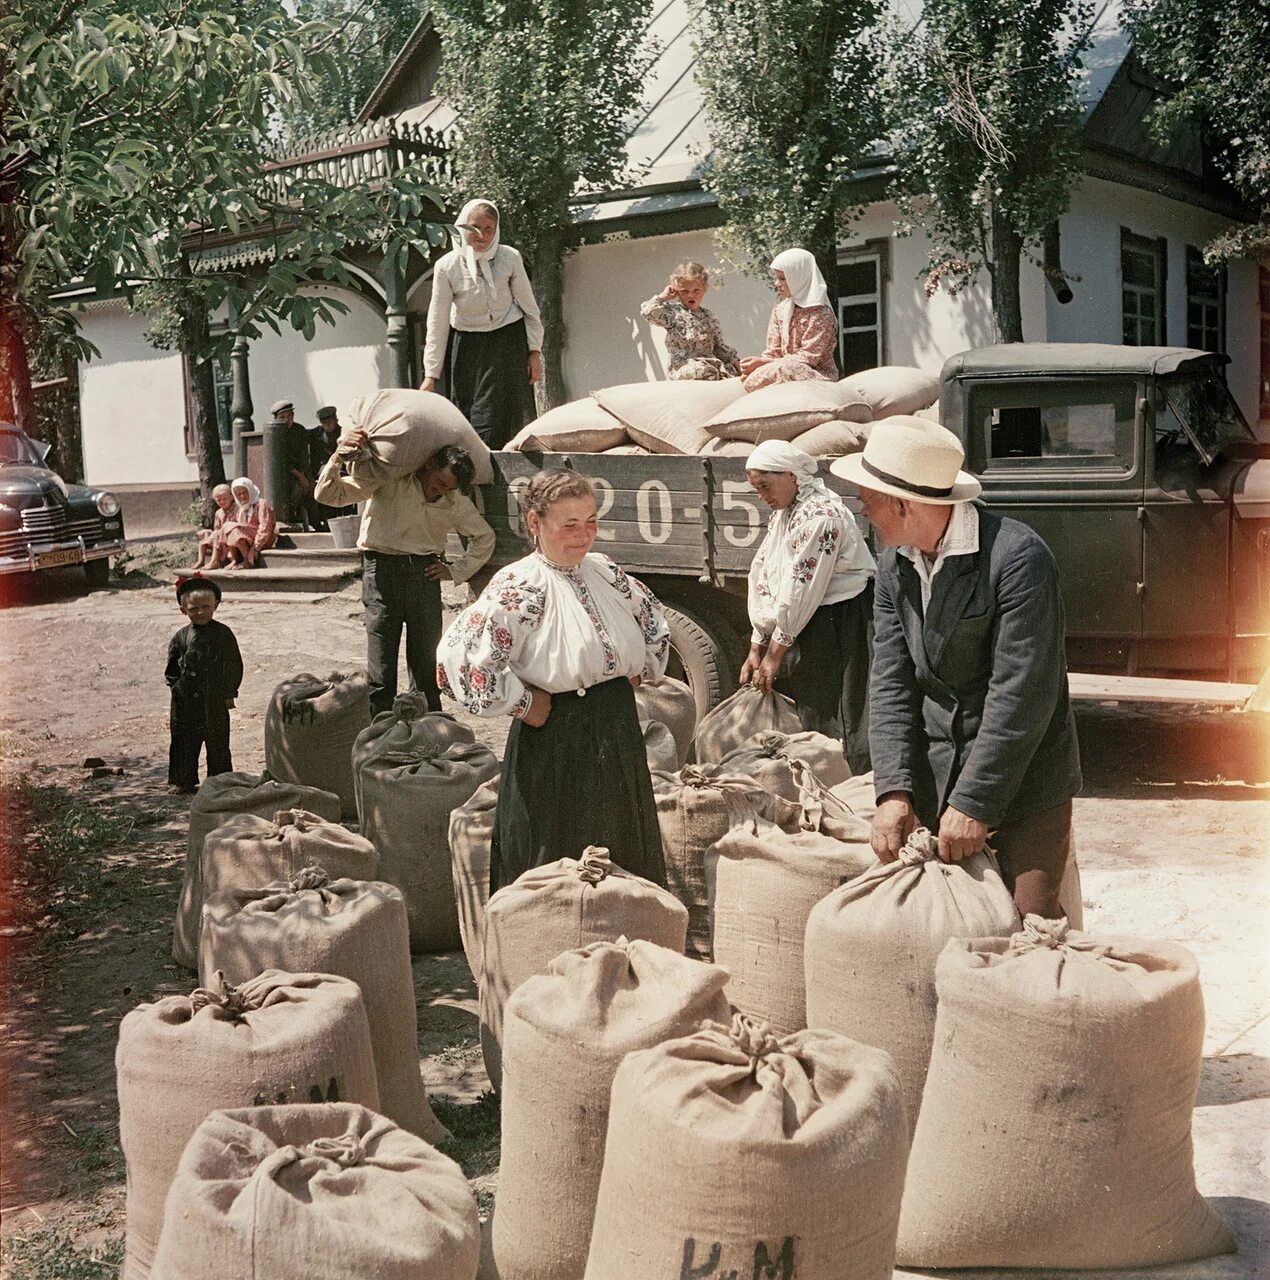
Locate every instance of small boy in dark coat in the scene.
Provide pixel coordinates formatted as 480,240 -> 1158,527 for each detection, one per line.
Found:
166,575 -> 243,793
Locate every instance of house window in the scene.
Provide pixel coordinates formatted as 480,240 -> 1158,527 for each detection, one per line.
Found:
1121,230 -> 1167,346
1186,246 -> 1225,353
837,248 -> 886,375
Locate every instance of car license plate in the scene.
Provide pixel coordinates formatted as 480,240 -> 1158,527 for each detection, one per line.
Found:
35,546 -> 83,569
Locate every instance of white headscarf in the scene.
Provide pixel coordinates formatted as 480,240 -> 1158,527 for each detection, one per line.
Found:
745,440 -> 832,501
230,476 -> 260,514
454,197 -> 501,291
770,247 -> 830,347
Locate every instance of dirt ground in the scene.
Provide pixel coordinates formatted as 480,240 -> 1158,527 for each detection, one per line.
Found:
0,562 -> 1266,1279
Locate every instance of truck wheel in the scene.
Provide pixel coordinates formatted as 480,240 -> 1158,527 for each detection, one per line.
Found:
663,604 -> 735,721
84,558 -> 110,590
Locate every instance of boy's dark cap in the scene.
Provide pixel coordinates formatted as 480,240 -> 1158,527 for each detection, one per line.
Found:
175,573 -> 222,604
316,405 -> 337,421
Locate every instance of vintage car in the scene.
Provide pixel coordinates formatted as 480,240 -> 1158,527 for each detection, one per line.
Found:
0,423 -> 126,588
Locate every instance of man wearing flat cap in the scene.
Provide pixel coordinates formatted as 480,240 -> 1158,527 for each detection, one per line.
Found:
308,406 -> 354,528
831,417 -> 1081,919
271,400 -> 315,529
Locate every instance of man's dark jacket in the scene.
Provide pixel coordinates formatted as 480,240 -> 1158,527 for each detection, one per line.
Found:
870,507 -> 1082,830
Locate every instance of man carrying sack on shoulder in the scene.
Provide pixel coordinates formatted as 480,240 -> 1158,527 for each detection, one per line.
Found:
831,418 -> 1081,918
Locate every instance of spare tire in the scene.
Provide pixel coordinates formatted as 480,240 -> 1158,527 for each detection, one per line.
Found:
662,604 -> 736,721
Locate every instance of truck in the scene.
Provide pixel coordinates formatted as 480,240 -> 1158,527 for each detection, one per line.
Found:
481,344 -> 1270,716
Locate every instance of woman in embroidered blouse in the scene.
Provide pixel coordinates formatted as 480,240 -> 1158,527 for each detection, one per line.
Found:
742,439 -> 876,773
192,483 -> 234,569
219,477 -> 277,570
421,198 -> 545,449
640,261 -> 740,381
437,469 -> 670,891
738,247 -> 839,392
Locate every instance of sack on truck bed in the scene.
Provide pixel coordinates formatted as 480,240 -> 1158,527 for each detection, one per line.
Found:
804,828 -> 1020,1135
175,773 -> 341,970
479,847 -> 687,1092
151,1103 -> 479,1280
701,380 -> 871,444
715,729 -> 850,802
264,671 -> 371,819
690,686 -> 801,765
199,869 -> 447,1145
583,1014 -> 908,1280
633,674 -> 697,769
593,379 -> 744,455
897,918 -> 1237,1269
449,777 -> 500,982
839,366 -> 938,418
345,386 -> 494,484
116,970 -> 379,1280
493,939 -> 731,1280
358,739 -> 500,953
504,398 -> 628,454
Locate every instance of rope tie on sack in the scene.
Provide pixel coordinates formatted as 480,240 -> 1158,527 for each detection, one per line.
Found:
190,971 -> 258,1018
896,828 -> 941,865
790,757 -> 858,832
390,691 -> 429,722
289,865 -> 329,892
728,1012 -> 780,1071
301,1135 -> 365,1168
576,846 -> 612,884
274,809 -> 318,833
753,731 -> 791,759
1009,914 -> 1110,956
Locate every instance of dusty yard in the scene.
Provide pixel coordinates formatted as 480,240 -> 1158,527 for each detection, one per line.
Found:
0,562 -> 1266,1279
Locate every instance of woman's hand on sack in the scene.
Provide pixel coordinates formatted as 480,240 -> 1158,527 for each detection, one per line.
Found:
527,351 -> 543,385
937,805 -> 988,863
519,686 -> 552,728
340,427 -> 369,451
628,674 -> 642,689
739,644 -> 764,688
420,377 -> 437,393
753,652 -> 783,695
738,355 -> 770,375
872,792 -> 918,863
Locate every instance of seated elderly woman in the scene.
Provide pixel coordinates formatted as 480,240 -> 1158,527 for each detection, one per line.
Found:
192,483 -> 234,569
739,247 -> 839,392
220,477 -> 277,570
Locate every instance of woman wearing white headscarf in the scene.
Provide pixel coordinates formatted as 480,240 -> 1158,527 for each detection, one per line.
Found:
421,198 -> 545,448
738,247 -> 839,392
220,476 -> 277,570
742,439 -> 876,771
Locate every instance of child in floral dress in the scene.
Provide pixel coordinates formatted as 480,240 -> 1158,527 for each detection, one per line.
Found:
640,262 -> 740,381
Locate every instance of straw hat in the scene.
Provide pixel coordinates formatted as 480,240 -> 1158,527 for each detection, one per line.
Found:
830,415 -> 981,504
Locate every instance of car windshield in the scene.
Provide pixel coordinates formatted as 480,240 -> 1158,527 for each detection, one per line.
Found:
1161,373 -> 1254,465
0,431 -> 41,466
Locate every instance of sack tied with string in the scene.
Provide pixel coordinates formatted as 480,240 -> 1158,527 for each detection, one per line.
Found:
199,867 -> 447,1145
449,776 -> 500,981
479,846 -> 688,1092
690,686 -> 802,765
493,939 -> 731,1280
264,671 -> 371,818
633,674 -> 697,768
583,1014 -> 908,1280
897,917 -> 1237,1269
176,772 -> 341,970
804,827 -> 1020,1135
151,1103 -> 479,1280
714,729 -> 851,802
116,970 -> 378,1280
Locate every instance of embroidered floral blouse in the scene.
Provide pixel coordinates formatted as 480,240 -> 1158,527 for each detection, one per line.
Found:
743,302 -> 839,391
437,551 -> 671,718
640,295 -> 741,377
748,484 -> 876,648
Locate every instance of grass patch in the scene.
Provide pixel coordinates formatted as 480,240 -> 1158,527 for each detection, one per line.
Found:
432,1091 -> 501,1176
1,1229 -> 124,1280
111,536 -> 198,585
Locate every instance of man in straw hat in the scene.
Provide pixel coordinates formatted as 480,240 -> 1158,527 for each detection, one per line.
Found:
831,417 -> 1081,918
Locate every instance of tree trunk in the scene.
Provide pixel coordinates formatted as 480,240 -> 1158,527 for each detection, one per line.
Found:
531,228 -> 568,413
989,207 -> 1025,343
0,307 -> 37,434
176,278 -> 227,521
812,215 -> 841,376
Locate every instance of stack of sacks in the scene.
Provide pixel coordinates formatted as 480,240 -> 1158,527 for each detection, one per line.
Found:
342,386 -> 493,483
448,777 -> 500,981
690,686 -> 801,765
264,671 -> 371,818
897,918 -> 1236,1269
700,380 -> 871,457
479,846 -> 688,1091
839,365 -> 939,418
584,1014 -> 908,1280
591,379 -> 746,455
116,970 -> 379,1280
151,1103 -> 479,1280
641,720 -> 679,773
504,398 -> 629,454
175,772 -> 341,969
492,939 -> 731,1280
200,867 -> 448,1144
715,729 -> 850,802
358,738 -> 499,953
350,691 -> 475,823
632,674 -> 697,768
804,827 -> 1020,1134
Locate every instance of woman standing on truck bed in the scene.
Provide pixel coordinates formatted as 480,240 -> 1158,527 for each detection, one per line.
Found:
739,247 -> 838,391
421,198 -> 545,449
436,468 -> 670,893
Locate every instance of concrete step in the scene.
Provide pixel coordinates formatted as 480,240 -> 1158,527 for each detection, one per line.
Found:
260,547 -> 362,571
277,531 -> 339,550
169,564 -> 359,594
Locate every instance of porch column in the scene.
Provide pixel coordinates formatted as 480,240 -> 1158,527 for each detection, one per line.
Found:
382,257 -> 412,389
229,332 -> 254,478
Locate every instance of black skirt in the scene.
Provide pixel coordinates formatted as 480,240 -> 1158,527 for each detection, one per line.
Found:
489,675 -> 666,894
449,316 -> 535,449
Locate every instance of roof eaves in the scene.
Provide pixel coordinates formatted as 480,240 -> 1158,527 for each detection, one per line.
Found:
358,13 -> 435,123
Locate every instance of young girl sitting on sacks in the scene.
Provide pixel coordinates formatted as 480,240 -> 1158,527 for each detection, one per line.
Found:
640,261 -> 741,381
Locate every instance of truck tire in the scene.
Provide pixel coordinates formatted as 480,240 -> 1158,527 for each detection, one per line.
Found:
84,558 -> 110,590
663,603 -> 735,721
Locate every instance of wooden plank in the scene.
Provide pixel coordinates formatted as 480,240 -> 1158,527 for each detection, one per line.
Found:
1068,672 -> 1257,708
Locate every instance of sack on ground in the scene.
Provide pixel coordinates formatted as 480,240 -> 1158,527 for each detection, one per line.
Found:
702,380 -> 871,444
449,777 -> 500,981
505,399 -> 628,454
716,729 -> 850,802
151,1103 -> 478,1280
359,739 -> 500,952
199,868 -> 447,1144
480,847 -> 688,1091
583,1014 -> 907,1280
839,366 -> 938,417
642,720 -> 679,773
897,918 -> 1236,1269
633,674 -> 697,768
494,939 -> 731,1280
264,671 -> 371,818
690,686 -> 801,765
804,828 -> 1020,1134
176,773 -> 341,969
346,386 -> 494,484
116,970 -> 378,1280
593,379 -> 744,455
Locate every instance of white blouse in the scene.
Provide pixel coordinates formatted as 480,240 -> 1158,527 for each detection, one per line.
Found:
748,484 -> 876,649
437,551 -> 671,718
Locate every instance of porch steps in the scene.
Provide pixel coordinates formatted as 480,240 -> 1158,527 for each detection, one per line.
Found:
169,529 -> 362,596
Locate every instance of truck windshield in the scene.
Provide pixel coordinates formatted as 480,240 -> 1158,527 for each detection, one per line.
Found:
1161,374 -> 1254,465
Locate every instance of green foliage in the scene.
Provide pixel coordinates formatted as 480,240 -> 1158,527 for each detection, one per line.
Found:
688,0 -> 882,277
2,1228 -> 124,1280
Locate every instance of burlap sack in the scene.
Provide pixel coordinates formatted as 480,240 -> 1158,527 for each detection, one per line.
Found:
829,769 -> 877,819
690,686 -> 801,765
200,869 -> 447,1144
632,674 -> 696,768
176,773 -> 341,969
346,386 -> 494,484
151,1103 -> 479,1280
449,777 -> 500,981
702,380 -> 871,443
201,809 -> 377,905
359,739 -> 500,953
642,720 -> 679,773
804,828 -> 1020,1134
790,419 -> 869,457
505,398 -> 628,453
480,846 -> 688,1091
839,366 -> 938,417
264,671 -> 371,818
698,436 -> 753,457
351,691 -> 475,823
584,1014 -> 907,1280
898,918 -> 1236,1269
593,379 -> 744,455
494,940 -> 732,1280
716,729 -> 850,801
117,970 -> 378,1280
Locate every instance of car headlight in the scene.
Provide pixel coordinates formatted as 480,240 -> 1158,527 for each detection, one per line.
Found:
96,492 -> 121,517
